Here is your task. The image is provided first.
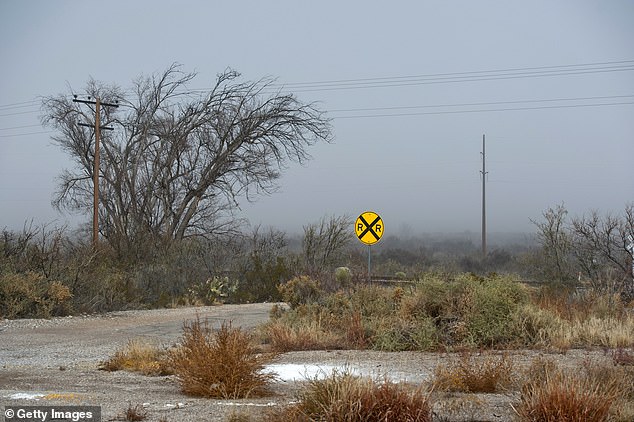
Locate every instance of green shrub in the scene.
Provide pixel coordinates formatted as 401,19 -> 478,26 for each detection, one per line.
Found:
0,271 -> 72,318
334,266 -> 352,285
395,271 -> 407,280
371,319 -> 413,352
370,317 -> 439,352
277,275 -> 322,309
409,316 -> 439,351
461,274 -> 529,346
402,276 -> 465,320
187,276 -> 238,305
237,255 -> 289,303
349,284 -> 396,317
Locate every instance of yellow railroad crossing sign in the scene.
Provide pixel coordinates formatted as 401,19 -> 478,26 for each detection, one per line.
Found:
355,211 -> 383,245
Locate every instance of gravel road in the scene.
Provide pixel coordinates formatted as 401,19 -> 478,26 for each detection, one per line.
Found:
0,304 -> 612,422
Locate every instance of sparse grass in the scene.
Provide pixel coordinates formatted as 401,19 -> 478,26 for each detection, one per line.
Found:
265,369 -> 432,422
431,351 -> 513,393
169,317 -> 277,399
111,403 -> 147,421
612,348 -> 634,366
99,339 -> 172,376
226,411 -> 253,422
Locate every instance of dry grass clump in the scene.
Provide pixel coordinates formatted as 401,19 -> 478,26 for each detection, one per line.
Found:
265,319 -> 345,352
431,351 -> 513,393
110,403 -> 148,421
266,369 -> 432,422
169,317 -> 276,399
99,339 -> 172,376
516,371 -> 617,422
515,357 -> 634,422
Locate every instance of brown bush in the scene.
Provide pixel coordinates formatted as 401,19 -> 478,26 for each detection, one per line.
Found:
515,359 -> 622,422
169,317 -> 276,399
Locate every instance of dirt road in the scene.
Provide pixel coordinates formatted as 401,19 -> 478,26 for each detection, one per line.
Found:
1,304 -> 278,421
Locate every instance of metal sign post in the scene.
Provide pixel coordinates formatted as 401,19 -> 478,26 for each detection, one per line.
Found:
368,245 -> 371,281
355,211 -> 383,281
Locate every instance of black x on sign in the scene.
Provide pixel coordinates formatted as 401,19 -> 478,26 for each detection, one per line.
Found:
355,211 -> 383,245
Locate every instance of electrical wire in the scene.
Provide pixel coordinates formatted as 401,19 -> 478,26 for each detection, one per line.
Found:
275,59 -> 634,87
328,94 -> 634,113
0,131 -> 51,138
2,59 -> 634,136
0,124 -> 45,131
2,59 -> 633,110
330,100 -> 634,119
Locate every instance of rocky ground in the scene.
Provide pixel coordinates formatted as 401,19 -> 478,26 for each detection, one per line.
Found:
0,304 -> 612,421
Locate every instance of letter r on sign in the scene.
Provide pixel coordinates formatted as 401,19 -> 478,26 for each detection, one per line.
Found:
357,223 -> 364,231
375,224 -> 381,233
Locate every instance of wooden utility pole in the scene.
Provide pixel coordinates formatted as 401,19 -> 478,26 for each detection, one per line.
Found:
480,134 -> 487,258
73,96 -> 118,248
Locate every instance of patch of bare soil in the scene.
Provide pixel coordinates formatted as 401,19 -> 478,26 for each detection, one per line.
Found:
0,305 -> 612,421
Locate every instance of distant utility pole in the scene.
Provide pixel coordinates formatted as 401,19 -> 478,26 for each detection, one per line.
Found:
480,134 -> 487,258
73,96 -> 119,248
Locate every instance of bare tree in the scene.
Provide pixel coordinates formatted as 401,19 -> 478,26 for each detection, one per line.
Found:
532,203 -> 634,298
302,215 -> 352,274
530,204 -> 575,283
42,65 -> 332,253
570,204 -> 634,296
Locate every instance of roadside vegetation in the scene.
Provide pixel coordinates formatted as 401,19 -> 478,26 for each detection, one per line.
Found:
2,204 -> 633,420
3,67 -> 632,420
266,272 -> 633,352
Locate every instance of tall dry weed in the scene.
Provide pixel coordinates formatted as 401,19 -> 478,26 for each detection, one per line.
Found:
169,317 -> 276,399
432,351 -> 513,393
515,358 -> 626,422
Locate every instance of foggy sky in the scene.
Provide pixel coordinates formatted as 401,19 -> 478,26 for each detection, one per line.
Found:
1,1 -> 633,236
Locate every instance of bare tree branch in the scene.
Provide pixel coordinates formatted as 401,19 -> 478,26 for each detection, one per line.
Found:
42,66 -> 332,253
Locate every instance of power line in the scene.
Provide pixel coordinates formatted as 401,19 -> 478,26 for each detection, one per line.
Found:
178,60 -> 634,95
0,131 -> 51,138
2,97 -> 633,138
329,94 -> 634,113
279,67 -> 634,94
330,100 -> 634,119
275,59 -> 634,87
0,99 -> 39,110
2,58 -> 634,110
0,124 -> 43,131
0,109 -> 40,118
